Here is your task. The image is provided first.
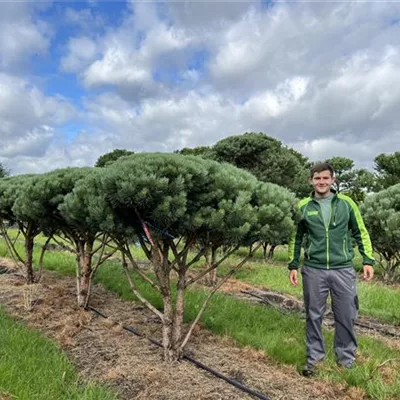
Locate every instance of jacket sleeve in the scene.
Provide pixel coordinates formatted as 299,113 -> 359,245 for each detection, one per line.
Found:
347,198 -> 375,267
288,211 -> 306,270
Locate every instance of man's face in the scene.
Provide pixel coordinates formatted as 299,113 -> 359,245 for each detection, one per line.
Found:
309,170 -> 335,197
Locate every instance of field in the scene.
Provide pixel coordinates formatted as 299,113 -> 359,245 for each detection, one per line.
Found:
0,237 -> 399,400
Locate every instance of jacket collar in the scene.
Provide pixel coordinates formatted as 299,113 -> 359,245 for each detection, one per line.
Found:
310,188 -> 337,201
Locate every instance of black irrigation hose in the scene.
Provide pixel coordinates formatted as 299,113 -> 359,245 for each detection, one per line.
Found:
86,305 -> 272,400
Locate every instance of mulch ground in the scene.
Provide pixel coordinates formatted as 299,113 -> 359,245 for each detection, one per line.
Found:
0,257 -> 371,400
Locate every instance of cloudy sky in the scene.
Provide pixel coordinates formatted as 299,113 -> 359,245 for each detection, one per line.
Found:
1,0 -> 400,175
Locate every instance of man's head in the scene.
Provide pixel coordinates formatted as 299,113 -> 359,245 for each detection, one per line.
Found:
309,163 -> 335,198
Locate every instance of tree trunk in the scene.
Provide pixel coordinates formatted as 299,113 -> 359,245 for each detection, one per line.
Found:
163,292 -> 177,363
161,261 -> 176,362
24,234 -> 35,284
75,240 -> 85,306
153,242 -> 181,363
209,246 -> 218,285
262,242 -> 268,261
75,251 -> 82,306
172,269 -> 186,361
80,239 -> 94,300
75,239 -> 95,307
204,248 -> 211,285
268,244 -> 277,260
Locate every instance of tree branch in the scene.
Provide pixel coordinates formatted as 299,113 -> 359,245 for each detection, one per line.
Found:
52,235 -> 78,254
138,234 -> 152,260
121,245 -> 161,292
185,246 -> 208,269
37,236 -> 52,283
180,243 -> 262,351
91,233 -> 114,256
185,245 -> 239,287
94,232 -> 105,242
12,229 -> 21,246
84,236 -> 119,305
18,222 -> 26,237
0,222 -> 25,265
122,258 -> 164,320
169,239 -> 192,271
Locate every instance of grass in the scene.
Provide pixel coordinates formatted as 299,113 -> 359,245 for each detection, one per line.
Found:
0,308 -> 117,400
1,238 -> 400,398
220,248 -> 400,325
3,234 -> 400,324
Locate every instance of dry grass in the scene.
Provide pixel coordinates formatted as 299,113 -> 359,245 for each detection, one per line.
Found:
0,390 -> 15,400
0,261 -> 360,400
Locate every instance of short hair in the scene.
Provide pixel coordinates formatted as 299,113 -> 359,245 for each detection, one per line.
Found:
310,162 -> 334,178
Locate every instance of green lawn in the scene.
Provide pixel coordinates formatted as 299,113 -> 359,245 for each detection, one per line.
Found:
0,308 -> 117,400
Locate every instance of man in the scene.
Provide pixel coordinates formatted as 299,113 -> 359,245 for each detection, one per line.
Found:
288,162 -> 374,376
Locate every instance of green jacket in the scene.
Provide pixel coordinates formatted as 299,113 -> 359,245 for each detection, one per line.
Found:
288,192 -> 375,270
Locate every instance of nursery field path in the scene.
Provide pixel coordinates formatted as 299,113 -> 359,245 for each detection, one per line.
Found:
0,257 -> 369,400
215,276 -> 400,347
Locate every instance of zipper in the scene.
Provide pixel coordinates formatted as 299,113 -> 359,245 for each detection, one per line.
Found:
343,238 -> 349,261
333,204 -> 337,226
326,203 -> 332,269
317,201 -> 333,270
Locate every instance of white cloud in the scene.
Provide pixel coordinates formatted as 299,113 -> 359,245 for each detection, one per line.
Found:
279,46 -> 400,142
209,2 -> 400,95
77,38 -> 400,168
60,37 -> 98,73
166,0 -> 259,30
83,47 -> 153,88
0,127 -> 54,158
83,90 -> 243,151
243,76 -> 310,119
59,3 -> 195,100
127,1 -> 160,32
0,3 -> 50,70
0,73 -> 76,162
6,130 -> 114,175
292,131 -> 400,170
64,7 -> 104,29
81,22 -> 192,90
4,1 -> 400,175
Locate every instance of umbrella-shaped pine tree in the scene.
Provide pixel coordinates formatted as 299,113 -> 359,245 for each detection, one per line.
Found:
63,153 -> 296,362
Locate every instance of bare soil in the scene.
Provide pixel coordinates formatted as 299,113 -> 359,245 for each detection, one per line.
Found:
0,257 -> 377,400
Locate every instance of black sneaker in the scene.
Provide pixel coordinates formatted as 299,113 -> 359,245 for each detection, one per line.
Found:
301,364 -> 315,377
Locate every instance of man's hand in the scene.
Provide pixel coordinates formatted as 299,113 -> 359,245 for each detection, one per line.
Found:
289,269 -> 298,286
363,265 -> 374,281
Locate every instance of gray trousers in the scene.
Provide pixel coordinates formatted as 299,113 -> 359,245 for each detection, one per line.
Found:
301,266 -> 358,367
